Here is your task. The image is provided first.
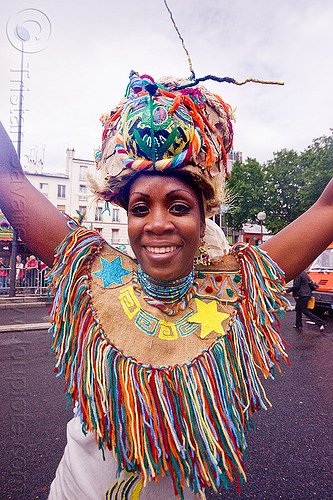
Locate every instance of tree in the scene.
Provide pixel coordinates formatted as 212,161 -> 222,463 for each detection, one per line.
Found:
225,132 -> 333,234
224,158 -> 265,230
263,149 -> 306,233
300,133 -> 333,207
264,133 -> 333,233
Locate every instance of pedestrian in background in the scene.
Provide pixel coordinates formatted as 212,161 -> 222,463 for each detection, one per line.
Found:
0,257 -> 8,294
15,254 -> 24,291
25,255 -> 38,291
287,270 -> 325,331
39,260 -> 47,289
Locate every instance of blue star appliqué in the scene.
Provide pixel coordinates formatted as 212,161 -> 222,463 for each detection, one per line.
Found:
92,256 -> 132,288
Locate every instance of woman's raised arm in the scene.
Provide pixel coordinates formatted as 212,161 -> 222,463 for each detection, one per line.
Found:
261,177 -> 333,283
0,122 -> 71,267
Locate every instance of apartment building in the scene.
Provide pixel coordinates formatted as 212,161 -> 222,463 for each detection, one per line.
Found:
23,148 -> 129,251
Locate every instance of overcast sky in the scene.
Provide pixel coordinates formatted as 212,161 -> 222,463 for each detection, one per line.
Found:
1,0 -> 332,173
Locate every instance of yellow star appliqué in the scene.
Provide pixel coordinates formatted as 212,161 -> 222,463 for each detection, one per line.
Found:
188,299 -> 229,338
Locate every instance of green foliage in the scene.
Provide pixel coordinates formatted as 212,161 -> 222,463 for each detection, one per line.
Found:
263,149 -> 306,233
225,158 -> 265,230
225,131 -> 333,234
300,134 -> 333,207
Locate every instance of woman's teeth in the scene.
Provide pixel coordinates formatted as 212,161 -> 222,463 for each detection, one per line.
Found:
146,246 -> 177,254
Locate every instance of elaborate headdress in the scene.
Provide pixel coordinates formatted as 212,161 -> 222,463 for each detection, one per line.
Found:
90,71 -> 235,217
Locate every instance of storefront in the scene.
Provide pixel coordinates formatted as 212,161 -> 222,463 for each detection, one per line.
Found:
0,217 -> 31,264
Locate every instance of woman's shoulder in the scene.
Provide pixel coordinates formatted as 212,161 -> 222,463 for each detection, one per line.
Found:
49,226 -> 135,286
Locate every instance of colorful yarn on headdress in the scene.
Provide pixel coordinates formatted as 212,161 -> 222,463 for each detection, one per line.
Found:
115,103 -> 202,171
90,73 -> 235,217
114,75 -> 206,171
107,72 -> 232,172
48,228 -> 290,500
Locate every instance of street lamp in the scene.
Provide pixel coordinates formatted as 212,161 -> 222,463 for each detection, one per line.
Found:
257,211 -> 266,244
8,25 -> 30,297
15,25 -> 30,158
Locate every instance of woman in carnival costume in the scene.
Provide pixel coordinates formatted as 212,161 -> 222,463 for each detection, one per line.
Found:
1,72 -> 333,500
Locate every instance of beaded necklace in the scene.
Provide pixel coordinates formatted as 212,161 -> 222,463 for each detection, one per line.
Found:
133,265 -> 197,316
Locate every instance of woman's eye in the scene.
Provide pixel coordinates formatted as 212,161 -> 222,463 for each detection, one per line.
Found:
130,204 -> 149,217
170,203 -> 191,216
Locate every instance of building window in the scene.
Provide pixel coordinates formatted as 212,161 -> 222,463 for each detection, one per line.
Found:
112,208 -> 119,222
57,205 -> 66,213
80,165 -> 88,180
79,184 -> 88,201
95,227 -> 102,235
111,229 -> 119,245
78,206 -> 86,215
95,207 -> 103,221
57,184 -> 66,198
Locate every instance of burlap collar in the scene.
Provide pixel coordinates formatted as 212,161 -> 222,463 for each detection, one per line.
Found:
90,243 -> 242,367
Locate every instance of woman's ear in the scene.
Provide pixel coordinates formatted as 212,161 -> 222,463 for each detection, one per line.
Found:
200,220 -> 206,239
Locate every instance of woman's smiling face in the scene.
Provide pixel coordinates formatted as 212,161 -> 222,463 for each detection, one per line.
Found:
128,174 -> 205,281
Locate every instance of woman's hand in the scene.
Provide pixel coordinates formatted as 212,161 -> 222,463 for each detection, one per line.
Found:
261,177 -> 333,282
0,122 -> 71,267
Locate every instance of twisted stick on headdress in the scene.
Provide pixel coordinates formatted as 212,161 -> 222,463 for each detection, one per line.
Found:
163,0 -> 195,79
174,75 -> 284,90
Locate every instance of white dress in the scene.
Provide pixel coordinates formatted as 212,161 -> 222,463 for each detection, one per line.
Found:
48,415 -> 196,500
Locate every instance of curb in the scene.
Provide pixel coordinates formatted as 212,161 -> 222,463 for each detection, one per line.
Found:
0,322 -> 51,333
0,301 -> 52,310
0,296 -> 52,309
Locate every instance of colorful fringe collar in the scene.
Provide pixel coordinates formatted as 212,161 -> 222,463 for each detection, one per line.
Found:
48,228 -> 290,499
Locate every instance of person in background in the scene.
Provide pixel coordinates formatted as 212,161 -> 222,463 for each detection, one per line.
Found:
25,255 -> 39,291
0,256 -> 9,294
15,254 -> 24,292
39,260 -> 47,289
287,270 -> 325,331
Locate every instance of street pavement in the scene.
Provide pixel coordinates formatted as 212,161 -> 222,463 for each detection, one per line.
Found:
0,301 -> 332,500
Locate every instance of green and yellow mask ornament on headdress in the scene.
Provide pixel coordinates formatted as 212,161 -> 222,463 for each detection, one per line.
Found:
91,71 -> 235,218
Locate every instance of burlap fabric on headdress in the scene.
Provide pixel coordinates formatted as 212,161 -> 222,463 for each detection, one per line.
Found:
90,73 -> 234,217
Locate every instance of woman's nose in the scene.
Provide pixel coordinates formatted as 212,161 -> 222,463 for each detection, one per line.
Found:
145,208 -> 173,234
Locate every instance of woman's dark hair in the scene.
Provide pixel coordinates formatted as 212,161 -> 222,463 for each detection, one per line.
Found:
119,170 -> 206,222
